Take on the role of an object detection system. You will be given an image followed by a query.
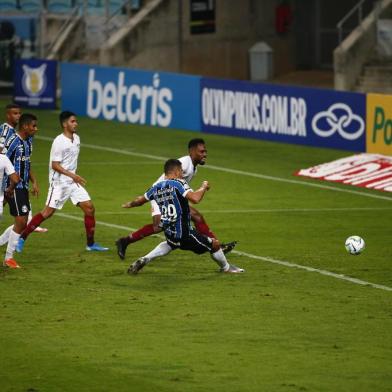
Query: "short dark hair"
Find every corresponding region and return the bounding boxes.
[164,159,182,175]
[188,138,205,150]
[5,103,20,111]
[19,113,37,128]
[59,111,76,126]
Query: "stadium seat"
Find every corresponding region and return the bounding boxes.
[19,0,41,13]
[47,0,74,13]
[0,0,19,12]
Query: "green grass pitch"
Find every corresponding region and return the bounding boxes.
[0,103,391,392]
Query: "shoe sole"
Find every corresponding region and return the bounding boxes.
[115,241,125,260]
[128,260,145,275]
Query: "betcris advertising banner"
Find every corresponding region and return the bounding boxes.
[201,78,366,151]
[14,59,57,109]
[61,63,200,131]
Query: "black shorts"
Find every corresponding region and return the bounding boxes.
[166,228,214,255]
[6,188,30,217]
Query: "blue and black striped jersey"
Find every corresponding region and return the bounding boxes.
[3,133,33,189]
[145,178,192,240]
[0,122,15,148]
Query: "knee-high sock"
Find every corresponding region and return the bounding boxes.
[210,248,230,271]
[143,241,172,264]
[0,225,13,246]
[21,213,45,240]
[124,224,156,244]
[5,230,20,260]
[84,215,95,246]
[195,221,216,239]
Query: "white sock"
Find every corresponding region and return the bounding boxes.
[5,230,20,260]
[211,248,230,271]
[143,241,172,263]
[0,225,13,246]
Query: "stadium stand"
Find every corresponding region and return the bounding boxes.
[47,0,76,13]
[0,0,19,12]
[19,0,41,13]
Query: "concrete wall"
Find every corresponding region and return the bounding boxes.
[112,0,296,80]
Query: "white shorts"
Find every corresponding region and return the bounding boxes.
[46,182,90,210]
[150,200,161,216]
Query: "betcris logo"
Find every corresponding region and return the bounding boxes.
[87,70,172,126]
[201,77,366,151]
[61,63,201,131]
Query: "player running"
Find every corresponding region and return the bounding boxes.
[115,138,236,260]
[16,111,108,253]
[122,159,244,274]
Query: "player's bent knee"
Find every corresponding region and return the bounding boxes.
[211,238,221,252]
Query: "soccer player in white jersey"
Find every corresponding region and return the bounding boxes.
[0,154,20,268]
[115,138,236,260]
[16,111,108,253]
[0,103,48,235]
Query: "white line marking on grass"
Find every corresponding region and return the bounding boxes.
[233,250,392,292]
[59,207,392,215]
[56,212,392,292]
[36,136,392,202]
[32,161,160,166]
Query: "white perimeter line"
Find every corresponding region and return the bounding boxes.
[36,136,392,202]
[56,212,392,292]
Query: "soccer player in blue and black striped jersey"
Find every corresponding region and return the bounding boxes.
[0,104,21,149]
[1,113,40,268]
[122,159,244,274]
[0,103,47,239]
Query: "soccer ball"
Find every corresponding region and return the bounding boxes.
[345,236,365,255]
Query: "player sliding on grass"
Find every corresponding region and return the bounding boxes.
[123,159,244,274]
[16,111,108,253]
[115,138,237,259]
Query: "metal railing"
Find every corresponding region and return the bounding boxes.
[44,5,81,58]
[337,0,375,44]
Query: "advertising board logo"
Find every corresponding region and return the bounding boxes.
[87,69,173,127]
[312,103,364,140]
[21,64,47,97]
[366,94,392,155]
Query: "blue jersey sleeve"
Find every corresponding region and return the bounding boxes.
[144,185,156,201]
[173,179,192,197]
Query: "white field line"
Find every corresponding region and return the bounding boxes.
[56,212,392,292]
[32,161,160,166]
[35,136,392,202]
[60,207,392,215]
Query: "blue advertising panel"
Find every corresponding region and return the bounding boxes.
[13,59,57,109]
[201,78,366,151]
[61,63,201,131]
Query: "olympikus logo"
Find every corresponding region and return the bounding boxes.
[87,70,173,127]
[202,88,307,137]
[312,103,365,141]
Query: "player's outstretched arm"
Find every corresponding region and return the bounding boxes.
[122,195,148,208]
[186,181,210,204]
[52,161,86,186]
